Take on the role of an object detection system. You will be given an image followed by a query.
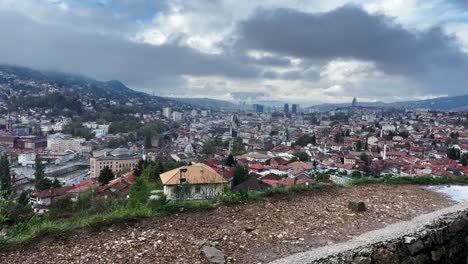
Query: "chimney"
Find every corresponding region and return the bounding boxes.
[200,165,204,174]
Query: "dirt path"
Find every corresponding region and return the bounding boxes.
[0,185,455,264]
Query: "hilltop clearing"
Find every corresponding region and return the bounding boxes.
[0,185,454,264]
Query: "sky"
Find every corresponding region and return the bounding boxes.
[1,0,468,104]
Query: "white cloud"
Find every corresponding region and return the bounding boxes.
[1,0,468,103]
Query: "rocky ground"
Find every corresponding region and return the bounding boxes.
[0,185,455,264]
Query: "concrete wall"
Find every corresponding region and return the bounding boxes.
[314,210,468,263]
[271,202,468,264]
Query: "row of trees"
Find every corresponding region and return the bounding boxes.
[1,154,59,197]
[1,154,51,225]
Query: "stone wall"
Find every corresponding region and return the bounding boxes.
[313,210,468,264]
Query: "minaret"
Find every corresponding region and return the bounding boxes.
[5,113,12,132]
[383,144,387,160]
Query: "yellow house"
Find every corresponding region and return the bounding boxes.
[160,163,227,200]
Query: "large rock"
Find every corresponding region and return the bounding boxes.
[202,246,226,264]
[431,247,446,261]
[407,239,425,255]
[372,248,398,264]
[352,256,371,264]
[348,201,367,213]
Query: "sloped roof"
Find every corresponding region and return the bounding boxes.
[160,163,228,186]
[288,161,314,170]
[32,186,73,199]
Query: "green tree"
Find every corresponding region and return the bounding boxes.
[297,152,309,161]
[447,147,460,160]
[232,137,246,155]
[289,157,299,163]
[233,164,249,186]
[52,178,62,188]
[118,166,131,177]
[134,159,147,177]
[334,133,344,143]
[98,166,114,185]
[62,121,94,140]
[296,134,316,146]
[351,171,362,179]
[461,154,468,166]
[18,191,30,206]
[141,162,163,188]
[0,190,8,224]
[355,140,363,151]
[144,130,152,149]
[225,154,236,167]
[0,155,12,197]
[359,153,371,166]
[128,178,150,207]
[34,155,51,191]
[315,173,329,181]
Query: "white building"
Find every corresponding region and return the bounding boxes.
[172,111,183,122]
[163,107,172,119]
[18,151,36,166]
[160,163,227,200]
[47,133,84,153]
[41,122,65,133]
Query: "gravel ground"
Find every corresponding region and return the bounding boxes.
[0,185,455,264]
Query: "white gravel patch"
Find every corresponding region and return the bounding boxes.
[270,201,468,264]
[425,185,468,202]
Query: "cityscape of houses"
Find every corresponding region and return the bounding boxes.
[0,97,467,214]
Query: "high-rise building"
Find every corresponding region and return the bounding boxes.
[230,114,239,138]
[253,104,264,113]
[284,103,289,113]
[352,97,357,107]
[291,104,298,114]
[172,111,183,122]
[163,107,172,119]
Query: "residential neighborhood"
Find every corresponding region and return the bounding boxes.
[0,95,467,215]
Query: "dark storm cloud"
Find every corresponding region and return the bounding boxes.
[0,11,259,93]
[235,5,468,94]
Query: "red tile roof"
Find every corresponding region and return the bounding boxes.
[32,186,73,199]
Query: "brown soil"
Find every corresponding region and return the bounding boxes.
[0,185,455,264]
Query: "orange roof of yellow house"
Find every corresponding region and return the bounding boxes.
[160,163,228,186]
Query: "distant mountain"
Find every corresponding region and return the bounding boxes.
[312,101,386,112]
[173,97,236,109]
[387,95,468,111]
[312,95,468,112]
[0,64,175,116]
[0,64,170,102]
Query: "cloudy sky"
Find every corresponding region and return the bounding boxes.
[1,0,468,104]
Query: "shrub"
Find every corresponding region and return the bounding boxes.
[264,186,288,196]
[315,173,330,181]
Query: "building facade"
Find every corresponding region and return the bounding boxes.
[89,149,140,178]
[47,133,84,153]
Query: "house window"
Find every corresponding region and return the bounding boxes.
[195,186,201,193]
